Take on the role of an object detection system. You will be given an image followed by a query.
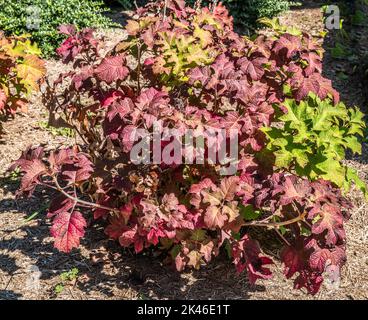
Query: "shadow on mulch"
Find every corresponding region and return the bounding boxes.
[103,4,132,28]
[0,254,17,274]
[0,290,22,300]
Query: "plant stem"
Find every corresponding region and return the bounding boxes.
[52,176,120,214]
[243,211,307,228]
[275,228,291,246]
[137,44,142,94]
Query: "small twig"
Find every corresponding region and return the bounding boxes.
[4,274,13,291]
[275,228,291,247]
[72,124,89,146]
[303,220,312,228]
[68,287,76,299]
[354,202,367,215]
[137,43,142,94]
[52,176,119,214]
[243,211,307,228]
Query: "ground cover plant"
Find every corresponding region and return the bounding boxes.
[10,0,367,295]
[0,32,45,135]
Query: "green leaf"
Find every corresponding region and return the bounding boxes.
[263,94,366,195]
[346,168,368,200]
[240,204,262,221]
[170,244,181,259]
[343,136,362,154]
[316,159,346,187]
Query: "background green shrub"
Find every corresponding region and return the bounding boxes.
[0,0,113,58]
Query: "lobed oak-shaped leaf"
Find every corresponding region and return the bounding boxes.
[95,55,129,84]
[50,211,87,253]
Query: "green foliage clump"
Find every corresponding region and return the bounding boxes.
[0,0,113,57]
[262,94,367,197]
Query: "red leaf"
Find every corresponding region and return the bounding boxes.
[220,176,240,201]
[106,97,133,121]
[292,74,320,101]
[101,90,125,108]
[10,147,47,196]
[309,246,346,273]
[189,54,245,95]
[135,88,169,114]
[147,227,165,245]
[95,55,129,84]
[47,195,74,218]
[189,178,216,194]
[189,67,212,85]
[120,125,137,152]
[275,175,311,206]
[281,244,305,279]
[56,37,80,63]
[301,52,322,76]
[291,73,340,103]
[58,24,77,36]
[294,270,323,295]
[50,211,87,253]
[119,225,144,253]
[310,204,345,245]
[48,148,74,171]
[93,194,115,219]
[105,215,126,240]
[273,33,302,61]
[72,67,93,90]
[221,111,243,135]
[204,206,227,229]
[61,153,94,184]
[238,56,266,81]
[232,235,273,284]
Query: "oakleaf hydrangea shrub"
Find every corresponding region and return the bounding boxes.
[0,0,112,58]
[11,0,367,294]
[0,32,45,134]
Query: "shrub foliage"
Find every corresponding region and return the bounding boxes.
[0,32,45,134]
[0,0,112,57]
[11,0,366,294]
[188,0,290,30]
